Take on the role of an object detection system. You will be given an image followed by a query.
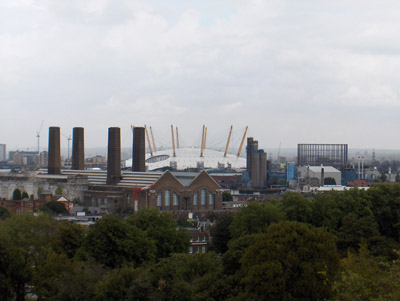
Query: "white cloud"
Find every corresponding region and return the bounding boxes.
[2,0,400,150]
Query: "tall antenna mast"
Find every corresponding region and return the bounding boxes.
[36,120,44,154]
[176,126,180,149]
[237,126,248,157]
[200,125,205,157]
[150,126,157,152]
[171,125,176,157]
[224,125,233,157]
[145,125,153,157]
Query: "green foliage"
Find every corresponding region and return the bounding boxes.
[39,201,68,215]
[96,266,153,301]
[84,215,156,268]
[240,221,340,300]
[0,213,55,300]
[12,188,22,200]
[333,242,400,300]
[336,214,382,256]
[55,184,63,196]
[37,186,43,199]
[222,191,233,202]
[229,201,284,239]
[127,209,190,260]
[368,184,400,242]
[51,221,85,259]
[21,191,29,199]
[0,206,11,220]
[151,253,220,300]
[380,172,388,182]
[280,191,313,224]
[209,212,234,254]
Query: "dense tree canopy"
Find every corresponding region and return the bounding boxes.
[240,221,340,300]
[229,202,283,239]
[2,185,400,299]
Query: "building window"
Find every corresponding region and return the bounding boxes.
[157,193,162,206]
[201,189,206,205]
[202,246,206,253]
[209,192,214,205]
[165,189,171,206]
[189,246,193,254]
[173,193,179,206]
[193,193,198,205]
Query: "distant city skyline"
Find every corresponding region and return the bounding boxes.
[2,1,400,150]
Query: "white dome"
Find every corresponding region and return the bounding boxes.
[125,147,246,171]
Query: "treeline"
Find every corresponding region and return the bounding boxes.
[1,185,400,300]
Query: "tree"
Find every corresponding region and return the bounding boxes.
[324,177,336,185]
[209,212,234,254]
[333,242,400,300]
[229,202,284,239]
[151,253,220,300]
[51,221,85,259]
[222,191,233,202]
[280,192,312,224]
[396,172,400,183]
[380,172,388,182]
[84,215,156,268]
[12,188,22,200]
[240,221,340,300]
[95,266,153,301]
[0,213,55,300]
[21,191,29,199]
[367,184,400,241]
[39,201,68,215]
[37,187,43,199]
[0,207,11,220]
[336,213,382,256]
[55,184,63,196]
[127,209,189,260]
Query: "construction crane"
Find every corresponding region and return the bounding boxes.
[61,133,72,160]
[36,120,44,154]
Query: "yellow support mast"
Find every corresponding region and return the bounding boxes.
[237,126,248,157]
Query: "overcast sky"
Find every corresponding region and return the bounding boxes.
[1,0,400,153]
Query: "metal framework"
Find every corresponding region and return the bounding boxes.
[297,144,348,168]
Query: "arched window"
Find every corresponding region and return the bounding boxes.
[209,192,214,205]
[173,192,179,206]
[201,189,206,205]
[165,189,171,206]
[193,192,198,205]
[157,193,162,207]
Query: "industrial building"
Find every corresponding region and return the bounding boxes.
[298,165,341,187]
[246,137,267,188]
[297,144,348,169]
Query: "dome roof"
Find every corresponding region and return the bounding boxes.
[125,147,246,171]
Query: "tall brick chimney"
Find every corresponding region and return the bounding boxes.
[48,126,61,174]
[107,127,121,185]
[132,126,146,172]
[72,127,85,170]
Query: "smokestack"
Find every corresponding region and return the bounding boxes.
[48,126,61,174]
[321,165,325,187]
[107,127,121,185]
[72,127,84,170]
[132,127,146,172]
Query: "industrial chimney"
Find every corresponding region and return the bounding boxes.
[132,126,145,172]
[72,127,84,170]
[48,126,61,174]
[107,127,121,185]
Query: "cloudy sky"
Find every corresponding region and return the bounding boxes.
[1,0,400,153]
